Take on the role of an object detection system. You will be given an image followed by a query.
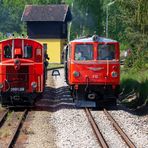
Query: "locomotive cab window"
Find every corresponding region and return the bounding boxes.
[4,45,12,58]
[98,44,115,60]
[24,46,32,58]
[75,44,93,61]
[35,48,42,62]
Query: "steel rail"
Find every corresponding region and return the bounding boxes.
[7,109,28,148]
[104,109,136,148]
[0,109,9,127]
[85,108,109,148]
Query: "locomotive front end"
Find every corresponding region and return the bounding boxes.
[0,38,44,106]
[64,35,120,107]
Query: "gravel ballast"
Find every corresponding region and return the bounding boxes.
[24,69,148,148]
[110,109,148,147]
[25,69,100,148]
[92,111,128,148]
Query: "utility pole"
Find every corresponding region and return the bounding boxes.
[106,1,116,38]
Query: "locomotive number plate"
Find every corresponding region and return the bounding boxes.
[92,75,99,79]
[11,88,25,92]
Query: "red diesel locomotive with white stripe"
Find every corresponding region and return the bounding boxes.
[64,35,120,107]
[0,38,46,106]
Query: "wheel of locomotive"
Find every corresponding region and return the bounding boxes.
[1,95,13,107]
[1,97,9,107]
[110,98,117,106]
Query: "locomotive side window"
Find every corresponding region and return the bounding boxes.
[35,48,42,62]
[4,45,12,58]
[98,44,115,60]
[75,44,93,61]
[24,46,32,58]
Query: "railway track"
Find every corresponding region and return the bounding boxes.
[85,108,109,148]
[0,109,28,148]
[85,108,136,148]
[103,109,135,148]
[0,109,9,127]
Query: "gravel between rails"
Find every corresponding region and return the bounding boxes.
[0,111,25,147]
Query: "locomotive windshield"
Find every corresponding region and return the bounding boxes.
[24,46,33,58]
[4,45,12,58]
[98,44,115,60]
[75,44,93,61]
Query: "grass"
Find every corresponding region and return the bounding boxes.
[120,69,148,108]
[47,63,64,70]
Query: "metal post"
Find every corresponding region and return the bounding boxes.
[106,1,116,38]
[106,6,109,38]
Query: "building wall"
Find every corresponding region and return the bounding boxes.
[27,22,67,39]
[37,38,67,63]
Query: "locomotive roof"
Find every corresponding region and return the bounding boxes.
[70,36,118,43]
[0,38,42,45]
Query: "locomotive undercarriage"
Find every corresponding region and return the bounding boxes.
[0,92,38,107]
[70,85,120,108]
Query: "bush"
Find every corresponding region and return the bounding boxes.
[124,48,148,70]
[120,69,148,108]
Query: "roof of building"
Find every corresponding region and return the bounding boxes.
[21,4,72,22]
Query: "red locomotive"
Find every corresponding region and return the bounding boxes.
[64,35,120,107]
[0,38,47,106]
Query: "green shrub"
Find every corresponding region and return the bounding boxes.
[124,48,148,70]
[120,69,148,108]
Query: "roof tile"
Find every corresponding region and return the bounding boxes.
[21,4,72,22]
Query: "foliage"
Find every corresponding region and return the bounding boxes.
[124,48,148,70]
[116,0,148,49]
[0,0,62,34]
[120,69,148,108]
[68,0,103,39]
[48,63,64,70]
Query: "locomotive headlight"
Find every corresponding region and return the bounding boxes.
[0,83,3,89]
[31,82,37,88]
[73,71,80,77]
[111,71,118,78]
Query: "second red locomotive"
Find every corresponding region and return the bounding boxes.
[0,38,47,106]
[64,35,120,107]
